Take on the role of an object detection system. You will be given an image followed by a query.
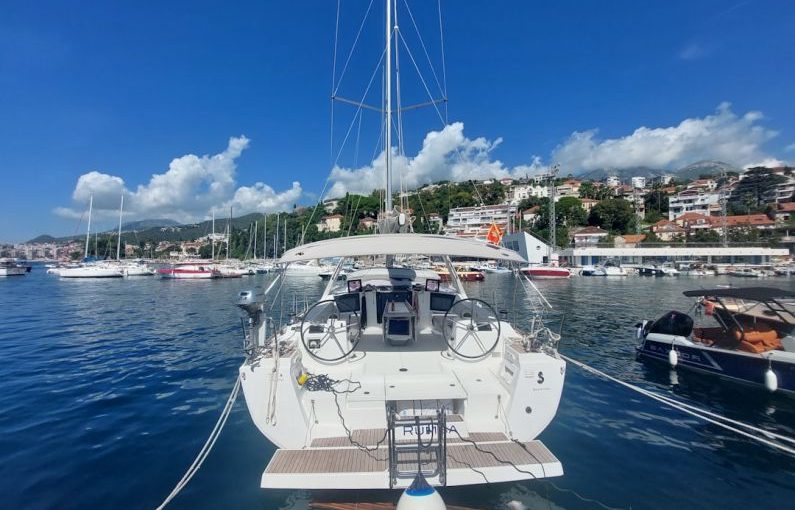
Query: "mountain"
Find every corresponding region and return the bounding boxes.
[27,234,58,244]
[674,160,740,181]
[120,219,181,231]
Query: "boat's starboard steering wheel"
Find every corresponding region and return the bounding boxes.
[300,299,361,362]
[443,298,501,358]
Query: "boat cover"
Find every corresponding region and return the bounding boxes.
[682,287,795,301]
[278,234,526,264]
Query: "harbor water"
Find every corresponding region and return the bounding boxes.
[1,268,794,509]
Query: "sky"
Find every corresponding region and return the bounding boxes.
[1,0,794,242]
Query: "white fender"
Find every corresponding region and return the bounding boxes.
[668,348,678,368]
[765,368,778,393]
[396,474,446,510]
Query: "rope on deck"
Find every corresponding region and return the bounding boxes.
[154,376,241,509]
[560,353,795,456]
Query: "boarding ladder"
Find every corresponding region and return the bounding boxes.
[387,408,447,488]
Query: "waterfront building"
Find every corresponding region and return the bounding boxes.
[631,176,646,189]
[445,204,517,238]
[614,234,646,247]
[559,245,789,267]
[502,231,551,264]
[652,219,686,241]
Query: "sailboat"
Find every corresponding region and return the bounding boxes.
[58,194,124,278]
[234,0,566,491]
[104,195,155,276]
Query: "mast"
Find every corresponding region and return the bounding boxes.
[227,206,232,261]
[384,0,393,212]
[253,221,257,261]
[116,194,123,260]
[275,214,280,259]
[211,210,215,260]
[283,218,287,253]
[84,194,93,259]
[263,214,267,260]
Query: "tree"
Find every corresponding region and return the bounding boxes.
[588,199,637,234]
[556,197,587,226]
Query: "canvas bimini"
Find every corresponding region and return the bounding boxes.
[235,234,566,489]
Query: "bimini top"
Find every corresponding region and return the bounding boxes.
[279,234,526,264]
[683,287,795,301]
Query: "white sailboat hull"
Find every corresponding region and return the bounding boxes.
[59,266,123,278]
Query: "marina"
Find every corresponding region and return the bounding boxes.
[2,1,795,509]
[1,268,794,509]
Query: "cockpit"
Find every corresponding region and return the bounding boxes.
[298,266,500,362]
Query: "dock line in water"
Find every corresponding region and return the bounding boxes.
[155,376,241,509]
[560,354,795,456]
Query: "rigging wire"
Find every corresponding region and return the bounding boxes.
[437,0,448,123]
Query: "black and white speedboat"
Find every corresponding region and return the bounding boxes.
[636,287,795,395]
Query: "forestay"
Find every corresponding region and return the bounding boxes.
[278,234,526,264]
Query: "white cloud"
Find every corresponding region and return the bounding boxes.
[56,136,303,223]
[326,122,546,198]
[679,43,710,60]
[552,103,779,172]
[785,143,795,153]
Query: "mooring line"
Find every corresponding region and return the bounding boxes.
[560,353,795,456]
[155,376,241,509]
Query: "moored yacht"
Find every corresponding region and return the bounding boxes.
[0,259,28,277]
[236,234,566,489]
[636,287,795,395]
[157,262,219,279]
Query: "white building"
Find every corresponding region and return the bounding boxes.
[508,184,548,205]
[668,189,722,220]
[446,204,517,239]
[606,176,621,187]
[502,231,551,265]
[631,176,646,189]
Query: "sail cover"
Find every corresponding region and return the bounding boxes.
[279,234,526,263]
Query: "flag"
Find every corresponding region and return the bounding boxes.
[486,223,503,245]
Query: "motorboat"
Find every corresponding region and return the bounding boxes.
[474,263,511,274]
[580,265,606,276]
[157,263,220,279]
[601,259,628,276]
[0,259,28,277]
[236,234,566,490]
[435,265,485,282]
[728,267,764,278]
[520,265,572,279]
[635,286,795,395]
[285,259,337,277]
[216,262,248,278]
[638,263,678,276]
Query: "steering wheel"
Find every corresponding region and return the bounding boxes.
[443,298,501,359]
[300,299,361,362]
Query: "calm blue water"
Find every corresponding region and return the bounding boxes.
[1,268,793,510]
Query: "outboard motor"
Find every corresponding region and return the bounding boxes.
[237,290,262,326]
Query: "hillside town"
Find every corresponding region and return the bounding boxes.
[5,164,795,266]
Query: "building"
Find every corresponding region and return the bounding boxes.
[580,198,599,213]
[508,183,548,205]
[358,217,377,231]
[686,179,717,192]
[673,212,714,232]
[556,179,581,199]
[316,214,344,233]
[652,219,686,241]
[606,176,621,187]
[631,176,646,189]
[322,198,341,214]
[614,234,646,247]
[774,202,795,223]
[445,204,517,239]
[502,231,551,265]
[425,213,443,232]
[668,189,722,220]
[571,226,609,246]
[559,245,788,268]
[521,206,541,224]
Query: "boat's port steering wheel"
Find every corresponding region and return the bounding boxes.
[443,298,501,358]
[300,299,361,362]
